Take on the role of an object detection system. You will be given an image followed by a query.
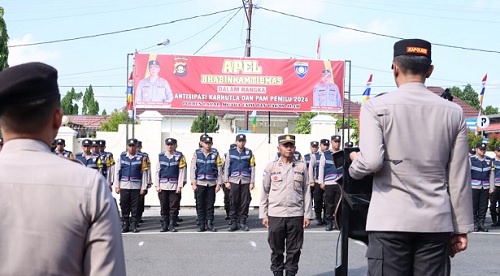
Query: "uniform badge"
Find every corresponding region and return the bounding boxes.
[273,175,280,181]
[174,57,188,77]
[294,62,308,79]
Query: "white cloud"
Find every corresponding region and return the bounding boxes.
[324,20,397,45]
[7,34,61,66]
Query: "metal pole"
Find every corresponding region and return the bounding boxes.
[204,110,207,133]
[131,54,136,139]
[347,61,352,140]
[126,54,131,144]
[244,0,253,130]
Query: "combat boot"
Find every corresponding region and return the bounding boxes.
[132,222,139,233]
[198,221,206,232]
[316,215,324,226]
[285,270,297,276]
[168,220,178,232]
[228,219,238,232]
[207,220,217,232]
[122,221,130,233]
[474,220,479,232]
[491,215,498,227]
[273,271,284,276]
[160,220,169,232]
[239,218,249,231]
[479,220,489,232]
[325,220,334,231]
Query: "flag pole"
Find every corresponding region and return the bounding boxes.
[475,74,488,135]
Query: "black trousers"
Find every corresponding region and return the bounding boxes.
[229,182,250,220]
[472,188,489,221]
[312,184,325,218]
[120,189,141,224]
[489,186,500,219]
[195,185,216,222]
[138,189,148,219]
[324,184,341,221]
[268,216,304,273]
[367,231,451,276]
[159,190,181,221]
[222,184,230,215]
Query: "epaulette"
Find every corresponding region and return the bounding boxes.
[375,92,388,98]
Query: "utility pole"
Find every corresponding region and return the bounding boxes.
[244,0,253,130]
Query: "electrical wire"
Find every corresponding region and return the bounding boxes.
[258,6,500,54]
[193,8,243,55]
[8,7,241,48]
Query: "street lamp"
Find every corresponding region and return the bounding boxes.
[135,39,171,53]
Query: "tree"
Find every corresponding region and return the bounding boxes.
[450,84,480,110]
[82,85,100,115]
[483,105,499,116]
[190,111,220,133]
[101,109,107,116]
[468,129,484,149]
[61,88,83,115]
[100,109,132,132]
[0,7,9,71]
[292,112,316,134]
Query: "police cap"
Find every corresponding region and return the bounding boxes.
[0,62,60,108]
[165,138,177,145]
[229,143,237,149]
[98,140,106,146]
[469,148,476,155]
[321,69,332,75]
[494,145,500,151]
[202,136,213,143]
[0,138,3,145]
[393,39,431,59]
[200,133,209,141]
[82,139,92,146]
[320,139,330,145]
[128,138,138,146]
[310,141,319,147]
[148,60,160,67]
[91,140,99,147]
[345,141,354,147]
[331,135,341,141]
[236,134,246,141]
[56,138,65,145]
[137,140,142,147]
[476,142,487,150]
[278,135,295,145]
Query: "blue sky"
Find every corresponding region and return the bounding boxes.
[4,0,500,115]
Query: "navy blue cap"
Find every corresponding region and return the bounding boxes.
[310,141,319,147]
[394,39,431,59]
[56,138,65,145]
[202,136,213,143]
[331,135,341,141]
[476,142,487,150]
[128,138,138,146]
[82,139,92,146]
[236,134,246,141]
[165,138,177,145]
[320,139,330,145]
[148,60,160,67]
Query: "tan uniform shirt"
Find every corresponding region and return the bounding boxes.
[0,139,126,275]
[223,147,256,184]
[349,82,474,234]
[154,151,187,190]
[190,149,223,186]
[115,152,148,190]
[259,159,314,219]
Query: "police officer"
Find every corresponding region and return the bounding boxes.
[98,140,115,189]
[173,141,187,224]
[225,134,256,231]
[469,148,476,156]
[318,135,343,231]
[222,143,237,221]
[470,142,493,232]
[307,139,328,225]
[312,69,342,107]
[260,135,313,276]
[136,60,173,103]
[191,136,222,232]
[137,140,152,223]
[490,145,500,227]
[75,139,104,174]
[155,138,187,232]
[53,138,75,159]
[115,138,148,233]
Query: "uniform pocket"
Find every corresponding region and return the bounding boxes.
[271,174,283,191]
[366,242,383,276]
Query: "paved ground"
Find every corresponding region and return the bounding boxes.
[121,207,500,275]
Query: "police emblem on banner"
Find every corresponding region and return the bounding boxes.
[294,62,308,79]
[174,57,188,77]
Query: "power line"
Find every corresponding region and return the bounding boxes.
[193,8,243,55]
[8,7,240,48]
[258,6,500,54]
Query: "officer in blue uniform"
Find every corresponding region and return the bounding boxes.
[75,139,104,174]
[155,138,187,232]
[191,136,223,232]
[224,134,256,231]
[222,143,237,221]
[53,138,74,159]
[490,145,500,227]
[307,139,329,225]
[98,140,115,190]
[115,138,148,233]
[470,142,494,232]
[136,140,152,224]
[318,135,343,231]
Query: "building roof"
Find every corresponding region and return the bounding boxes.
[427,86,479,118]
[66,115,109,130]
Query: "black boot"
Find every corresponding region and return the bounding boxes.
[273,271,284,276]
[228,219,238,232]
[474,220,479,232]
[316,215,325,226]
[132,222,139,233]
[207,220,217,232]
[168,220,178,232]
[197,220,206,232]
[225,210,230,221]
[325,220,334,231]
[285,270,296,276]
[121,220,130,233]
[239,218,249,231]
[491,215,498,227]
[160,219,169,232]
[479,219,489,232]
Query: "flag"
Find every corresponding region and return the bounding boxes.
[251,110,257,133]
[361,74,373,104]
[476,74,488,134]
[126,72,133,118]
[316,36,321,59]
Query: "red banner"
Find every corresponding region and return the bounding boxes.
[133,54,345,113]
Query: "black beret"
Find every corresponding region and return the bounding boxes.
[165,138,177,145]
[310,141,319,147]
[320,139,330,145]
[0,62,60,107]
[236,134,246,141]
[278,135,295,145]
[56,138,65,145]
[128,138,138,146]
[394,39,431,59]
[82,139,92,146]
